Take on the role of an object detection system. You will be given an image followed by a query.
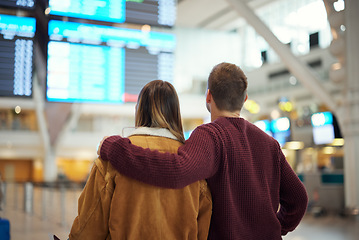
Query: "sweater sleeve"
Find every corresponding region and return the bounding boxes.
[100,125,220,188]
[276,145,308,235]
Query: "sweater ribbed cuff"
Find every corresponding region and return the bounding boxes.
[100,135,123,161]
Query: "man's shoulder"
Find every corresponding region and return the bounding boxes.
[212,117,278,143]
[193,122,221,136]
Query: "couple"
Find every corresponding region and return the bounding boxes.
[69,62,308,240]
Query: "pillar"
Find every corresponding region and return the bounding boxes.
[43,149,57,182]
[341,0,359,210]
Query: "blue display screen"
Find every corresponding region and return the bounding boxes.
[311,112,335,145]
[0,14,36,97]
[48,20,175,50]
[0,14,36,38]
[254,120,272,136]
[272,131,291,147]
[271,117,290,133]
[0,0,35,9]
[47,20,176,103]
[311,111,333,127]
[47,42,125,103]
[270,117,291,146]
[48,0,126,23]
[48,0,176,27]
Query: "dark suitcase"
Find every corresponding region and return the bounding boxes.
[0,218,10,240]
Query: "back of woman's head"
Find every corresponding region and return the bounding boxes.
[135,80,185,143]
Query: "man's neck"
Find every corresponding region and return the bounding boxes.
[211,110,241,122]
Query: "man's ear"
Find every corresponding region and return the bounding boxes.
[206,89,212,103]
[245,94,248,102]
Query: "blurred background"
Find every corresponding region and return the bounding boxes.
[0,0,358,239]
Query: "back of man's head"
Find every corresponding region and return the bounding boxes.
[208,62,248,112]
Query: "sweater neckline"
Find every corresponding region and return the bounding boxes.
[217,116,244,122]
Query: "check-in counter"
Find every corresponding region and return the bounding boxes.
[298,171,344,213]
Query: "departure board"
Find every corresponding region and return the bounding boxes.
[0,0,35,9]
[47,20,175,103]
[48,0,126,23]
[48,0,176,27]
[0,14,36,97]
[126,0,176,27]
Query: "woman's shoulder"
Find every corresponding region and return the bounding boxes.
[130,134,182,153]
[94,157,112,177]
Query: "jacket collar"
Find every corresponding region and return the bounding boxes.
[128,127,178,141]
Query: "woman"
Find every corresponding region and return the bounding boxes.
[69,80,212,240]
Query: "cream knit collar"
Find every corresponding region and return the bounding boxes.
[128,127,178,141]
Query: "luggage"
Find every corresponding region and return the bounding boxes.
[0,218,10,240]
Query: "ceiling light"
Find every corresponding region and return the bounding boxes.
[284,141,304,150]
[330,138,344,146]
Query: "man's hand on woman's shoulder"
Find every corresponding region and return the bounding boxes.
[97,136,110,156]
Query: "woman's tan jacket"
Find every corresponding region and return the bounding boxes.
[69,127,212,240]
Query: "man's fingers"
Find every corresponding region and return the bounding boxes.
[97,136,109,156]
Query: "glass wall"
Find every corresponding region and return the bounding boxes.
[241,0,332,70]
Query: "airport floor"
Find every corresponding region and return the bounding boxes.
[1,183,359,240]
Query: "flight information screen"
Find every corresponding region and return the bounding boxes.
[311,111,335,145]
[0,14,36,97]
[47,20,175,103]
[0,0,35,9]
[48,0,176,27]
[48,0,126,23]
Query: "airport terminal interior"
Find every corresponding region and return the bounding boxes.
[0,0,359,239]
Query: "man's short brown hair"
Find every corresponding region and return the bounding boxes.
[208,62,248,112]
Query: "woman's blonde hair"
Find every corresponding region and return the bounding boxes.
[135,80,185,143]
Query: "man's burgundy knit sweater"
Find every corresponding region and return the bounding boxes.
[100,117,308,239]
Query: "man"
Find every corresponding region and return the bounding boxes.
[99,62,308,239]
